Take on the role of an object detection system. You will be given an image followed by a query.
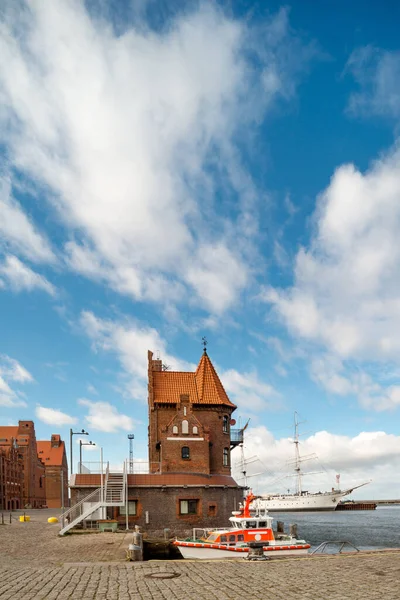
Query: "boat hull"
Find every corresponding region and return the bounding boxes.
[174,542,310,560]
[255,491,348,512]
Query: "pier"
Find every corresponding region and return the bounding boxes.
[362,499,400,505]
[1,509,400,599]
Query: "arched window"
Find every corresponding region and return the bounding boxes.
[172,425,178,434]
[223,415,229,433]
[192,426,198,435]
[182,446,190,460]
[182,420,189,434]
[223,447,229,467]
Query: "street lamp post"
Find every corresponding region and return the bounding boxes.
[79,440,95,473]
[70,429,89,475]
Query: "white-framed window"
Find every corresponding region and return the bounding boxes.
[120,501,137,516]
[223,447,229,467]
[223,415,229,433]
[172,425,178,434]
[192,426,198,434]
[179,499,198,515]
[182,420,189,434]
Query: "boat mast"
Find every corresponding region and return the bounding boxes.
[294,412,302,495]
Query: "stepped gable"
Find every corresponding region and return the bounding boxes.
[151,350,235,408]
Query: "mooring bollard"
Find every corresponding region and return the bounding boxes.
[289,524,298,538]
[246,541,268,561]
[132,526,143,561]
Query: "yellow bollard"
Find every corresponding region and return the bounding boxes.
[19,515,30,522]
[47,517,59,524]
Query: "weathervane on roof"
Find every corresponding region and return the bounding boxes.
[202,336,208,354]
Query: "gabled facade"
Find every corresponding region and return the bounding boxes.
[37,434,69,508]
[0,422,67,509]
[148,349,236,475]
[0,421,46,508]
[0,440,23,510]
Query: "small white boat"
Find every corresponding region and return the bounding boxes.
[173,492,310,559]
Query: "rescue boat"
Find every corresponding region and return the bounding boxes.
[173,492,310,559]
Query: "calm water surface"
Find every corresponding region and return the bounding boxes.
[272,505,400,551]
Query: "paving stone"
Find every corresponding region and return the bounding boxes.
[1,509,400,598]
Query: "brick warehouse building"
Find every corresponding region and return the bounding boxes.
[0,440,23,510]
[70,348,245,536]
[0,422,67,509]
[37,435,68,509]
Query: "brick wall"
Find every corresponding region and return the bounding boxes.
[149,402,234,476]
[71,484,244,537]
[0,444,23,510]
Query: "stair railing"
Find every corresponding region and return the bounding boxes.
[59,487,102,529]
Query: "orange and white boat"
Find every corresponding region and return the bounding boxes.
[173,493,310,560]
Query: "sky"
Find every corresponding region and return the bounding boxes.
[1,0,400,500]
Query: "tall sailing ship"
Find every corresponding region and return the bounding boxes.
[250,413,370,512]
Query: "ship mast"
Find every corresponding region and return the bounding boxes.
[294,412,302,495]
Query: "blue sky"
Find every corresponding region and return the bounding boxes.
[1,0,400,498]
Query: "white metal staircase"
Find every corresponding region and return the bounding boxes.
[59,462,126,535]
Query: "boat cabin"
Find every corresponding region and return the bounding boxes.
[202,493,275,545]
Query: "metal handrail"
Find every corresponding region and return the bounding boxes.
[310,541,360,554]
[59,487,101,520]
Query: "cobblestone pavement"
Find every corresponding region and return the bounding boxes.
[1,510,400,599]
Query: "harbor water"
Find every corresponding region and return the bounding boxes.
[272,505,400,551]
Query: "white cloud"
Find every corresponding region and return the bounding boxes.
[0,354,33,383]
[0,355,32,408]
[78,398,135,433]
[80,310,194,400]
[35,405,77,426]
[346,46,400,120]
[265,144,400,410]
[310,355,400,411]
[0,255,56,296]
[0,175,56,263]
[0,394,27,408]
[221,368,278,413]
[0,1,313,315]
[233,425,400,498]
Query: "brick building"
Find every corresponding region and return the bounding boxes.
[0,439,23,510]
[0,422,67,509]
[71,348,244,536]
[37,435,68,509]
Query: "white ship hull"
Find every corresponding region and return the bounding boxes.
[255,490,352,512]
[176,543,310,560]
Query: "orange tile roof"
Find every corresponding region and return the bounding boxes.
[152,352,235,408]
[195,352,235,407]
[73,473,241,488]
[37,440,65,466]
[0,426,18,443]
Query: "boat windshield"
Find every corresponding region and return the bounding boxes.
[206,533,219,542]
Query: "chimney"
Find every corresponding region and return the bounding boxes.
[152,359,163,372]
[51,435,60,448]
